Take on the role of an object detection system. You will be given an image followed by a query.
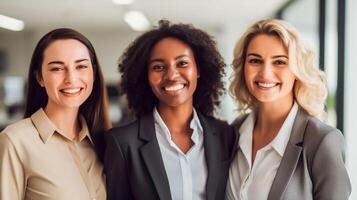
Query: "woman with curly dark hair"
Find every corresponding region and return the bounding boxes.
[104,20,236,200]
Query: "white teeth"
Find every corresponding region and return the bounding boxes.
[257,82,277,88]
[61,88,81,94]
[164,84,185,91]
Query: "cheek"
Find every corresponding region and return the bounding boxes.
[87,75,95,87]
[147,73,161,92]
[244,67,254,85]
[83,70,95,85]
[42,77,57,92]
[282,73,296,90]
[188,69,198,86]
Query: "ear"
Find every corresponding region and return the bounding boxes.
[35,70,44,87]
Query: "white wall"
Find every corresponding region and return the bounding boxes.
[0,30,35,77]
[0,27,226,84]
[30,28,142,83]
[345,0,357,198]
[215,21,252,122]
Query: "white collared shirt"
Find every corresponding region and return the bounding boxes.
[154,107,207,200]
[226,102,298,200]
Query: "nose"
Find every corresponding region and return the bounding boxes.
[64,68,77,84]
[259,62,273,78]
[164,65,180,80]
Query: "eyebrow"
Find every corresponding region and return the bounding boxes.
[149,55,190,63]
[247,53,288,59]
[47,59,89,65]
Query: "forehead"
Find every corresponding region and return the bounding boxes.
[150,37,194,58]
[43,39,90,61]
[247,34,287,55]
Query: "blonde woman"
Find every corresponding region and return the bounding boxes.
[226,19,351,200]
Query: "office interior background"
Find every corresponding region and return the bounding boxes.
[0,0,356,198]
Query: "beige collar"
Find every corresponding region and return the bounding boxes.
[31,108,93,144]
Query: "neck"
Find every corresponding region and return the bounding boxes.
[157,103,193,134]
[255,98,294,135]
[44,103,80,140]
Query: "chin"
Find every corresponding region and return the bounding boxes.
[255,95,278,103]
[159,99,189,108]
[62,101,85,109]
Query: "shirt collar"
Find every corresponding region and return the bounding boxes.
[76,115,93,144]
[238,111,255,166]
[153,107,203,144]
[238,102,299,161]
[270,102,298,156]
[31,108,93,144]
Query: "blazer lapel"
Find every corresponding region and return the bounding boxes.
[268,108,310,200]
[139,113,172,200]
[231,114,248,160]
[197,113,222,200]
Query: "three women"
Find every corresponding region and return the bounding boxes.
[0,18,351,200]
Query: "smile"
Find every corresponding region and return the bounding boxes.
[60,88,83,95]
[162,83,186,91]
[255,81,279,88]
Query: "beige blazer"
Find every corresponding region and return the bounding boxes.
[232,107,351,200]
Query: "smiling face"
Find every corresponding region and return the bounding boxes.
[148,37,199,110]
[37,39,94,112]
[244,34,296,106]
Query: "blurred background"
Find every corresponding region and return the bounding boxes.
[0,0,356,198]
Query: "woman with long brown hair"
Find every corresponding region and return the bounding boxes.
[0,28,111,200]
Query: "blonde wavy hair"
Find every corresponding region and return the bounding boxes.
[230,19,327,117]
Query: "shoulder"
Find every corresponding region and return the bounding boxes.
[301,116,345,163]
[104,118,141,146]
[0,118,36,157]
[0,118,37,143]
[107,119,139,136]
[199,114,234,135]
[306,116,338,136]
[231,113,249,130]
[204,115,231,129]
[303,116,343,147]
[199,115,236,144]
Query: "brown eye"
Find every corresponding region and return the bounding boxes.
[151,65,165,72]
[50,66,63,72]
[177,60,188,68]
[248,58,262,64]
[274,60,287,65]
[77,65,88,69]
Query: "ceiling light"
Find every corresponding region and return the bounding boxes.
[0,14,24,31]
[112,0,134,5]
[124,11,150,31]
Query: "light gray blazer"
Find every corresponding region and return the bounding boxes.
[232,107,351,200]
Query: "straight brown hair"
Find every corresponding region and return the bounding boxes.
[24,28,112,136]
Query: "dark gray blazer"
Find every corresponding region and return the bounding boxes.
[232,108,351,200]
[104,111,236,200]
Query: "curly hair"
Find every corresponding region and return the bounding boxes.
[230,19,327,117]
[119,20,226,117]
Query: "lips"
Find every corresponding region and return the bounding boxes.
[161,83,186,92]
[60,87,83,94]
[255,81,279,89]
